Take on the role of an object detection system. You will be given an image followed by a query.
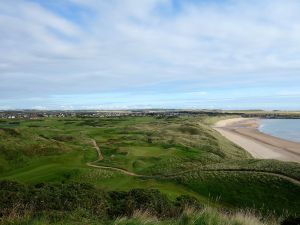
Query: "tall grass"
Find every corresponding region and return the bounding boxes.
[114,207,278,225]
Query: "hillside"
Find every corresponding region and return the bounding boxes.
[0,115,299,224]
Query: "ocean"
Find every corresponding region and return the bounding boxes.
[259,119,300,143]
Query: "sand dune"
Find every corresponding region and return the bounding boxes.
[214,118,300,163]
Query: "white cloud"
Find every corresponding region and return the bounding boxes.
[32,105,48,110]
[0,0,300,108]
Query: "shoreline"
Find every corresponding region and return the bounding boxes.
[214,117,300,163]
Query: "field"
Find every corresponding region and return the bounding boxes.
[0,115,299,224]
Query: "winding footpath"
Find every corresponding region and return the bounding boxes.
[86,138,300,186]
[91,138,103,161]
[86,139,144,177]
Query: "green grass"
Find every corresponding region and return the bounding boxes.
[0,115,299,220]
[174,170,300,215]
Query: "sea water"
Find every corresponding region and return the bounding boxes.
[259,119,300,143]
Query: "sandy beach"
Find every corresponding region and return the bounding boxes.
[214,118,300,163]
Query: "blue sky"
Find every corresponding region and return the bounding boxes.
[1,0,300,110]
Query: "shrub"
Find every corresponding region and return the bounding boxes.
[108,189,177,218]
[126,189,176,218]
[175,195,204,211]
[0,128,20,136]
[281,217,300,225]
[0,181,109,218]
[52,135,75,142]
[178,125,200,135]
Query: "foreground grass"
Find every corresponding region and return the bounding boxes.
[114,208,278,225]
[3,208,278,225]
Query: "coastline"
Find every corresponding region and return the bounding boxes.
[214,117,300,163]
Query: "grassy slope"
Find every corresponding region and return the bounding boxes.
[174,171,300,214]
[0,116,299,216]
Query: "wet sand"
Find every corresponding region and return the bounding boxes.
[214,118,300,163]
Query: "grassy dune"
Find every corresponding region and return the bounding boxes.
[0,115,299,224]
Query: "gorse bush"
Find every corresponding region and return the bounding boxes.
[0,127,20,136]
[0,180,203,222]
[0,181,109,219]
[177,125,201,135]
[108,189,179,218]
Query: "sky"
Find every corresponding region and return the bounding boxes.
[1,0,300,110]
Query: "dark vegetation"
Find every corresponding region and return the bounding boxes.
[0,180,202,223]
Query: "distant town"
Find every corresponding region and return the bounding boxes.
[1,109,300,120]
[0,109,223,119]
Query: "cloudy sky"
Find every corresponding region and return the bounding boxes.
[1,0,300,110]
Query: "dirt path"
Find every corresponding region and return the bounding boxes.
[86,162,146,177]
[164,169,300,186]
[91,139,103,160]
[87,160,300,185]
[86,138,300,186]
